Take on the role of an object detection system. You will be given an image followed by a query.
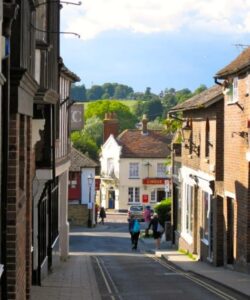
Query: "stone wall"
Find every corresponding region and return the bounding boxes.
[68,204,89,226]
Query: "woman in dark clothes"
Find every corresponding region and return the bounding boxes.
[148,213,164,249]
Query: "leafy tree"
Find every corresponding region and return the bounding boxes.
[147,118,165,130]
[175,88,192,103]
[87,85,104,100]
[114,84,134,99]
[102,83,115,97]
[84,116,103,147]
[133,100,144,118]
[71,131,99,161]
[154,198,172,224]
[142,99,163,121]
[70,84,87,101]
[193,84,207,95]
[144,87,151,101]
[85,100,138,131]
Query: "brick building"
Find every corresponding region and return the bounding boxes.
[169,85,224,265]
[214,48,250,273]
[0,0,79,298]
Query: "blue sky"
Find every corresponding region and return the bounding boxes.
[60,0,250,94]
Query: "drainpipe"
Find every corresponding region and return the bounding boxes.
[214,77,223,86]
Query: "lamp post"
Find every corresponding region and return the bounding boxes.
[87,174,94,228]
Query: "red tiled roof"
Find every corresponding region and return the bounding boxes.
[117,130,172,158]
[215,47,250,78]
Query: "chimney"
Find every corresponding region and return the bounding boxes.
[103,112,119,143]
[141,114,148,135]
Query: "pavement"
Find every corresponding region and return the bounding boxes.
[31,225,250,299]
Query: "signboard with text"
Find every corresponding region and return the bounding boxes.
[70,104,84,131]
[142,178,166,185]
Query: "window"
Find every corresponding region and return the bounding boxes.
[202,191,210,242]
[150,190,156,202]
[246,73,250,95]
[205,118,210,158]
[129,163,139,178]
[128,187,140,203]
[184,184,193,235]
[157,163,166,177]
[226,77,238,103]
[107,158,114,176]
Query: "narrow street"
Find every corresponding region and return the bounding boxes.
[69,213,247,300]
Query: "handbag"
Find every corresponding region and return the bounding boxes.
[133,220,140,233]
[157,222,164,233]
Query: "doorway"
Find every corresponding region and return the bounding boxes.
[227,197,234,265]
[157,189,165,202]
[108,190,115,209]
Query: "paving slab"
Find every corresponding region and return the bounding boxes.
[31,255,101,300]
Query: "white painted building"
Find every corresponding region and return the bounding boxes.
[100,114,172,211]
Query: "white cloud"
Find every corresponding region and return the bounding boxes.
[61,0,250,40]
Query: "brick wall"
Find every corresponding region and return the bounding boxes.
[223,73,250,270]
[103,112,119,143]
[6,114,33,299]
[68,204,89,226]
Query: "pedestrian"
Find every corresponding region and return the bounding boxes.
[129,216,140,250]
[99,207,106,224]
[143,206,151,237]
[148,213,164,250]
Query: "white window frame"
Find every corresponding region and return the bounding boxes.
[246,73,250,95]
[184,184,193,236]
[201,191,210,244]
[227,77,238,104]
[150,190,156,202]
[128,187,140,203]
[157,163,166,177]
[129,162,139,178]
[107,158,114,176]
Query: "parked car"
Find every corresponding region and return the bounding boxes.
[127,204,144,221]
[127,204,154,222]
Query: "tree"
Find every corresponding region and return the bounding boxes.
[85,100,138,131]
[71,131,99,161]
[142,99,163,121]
[193,84,207,95]
[86,85,104,100]
[144,87,151,101]
[84,116,103,147]
[175,88,192,103]
[70,84,87,101]
[102,83,115,98]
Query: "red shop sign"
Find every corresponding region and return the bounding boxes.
[142,178,165,185]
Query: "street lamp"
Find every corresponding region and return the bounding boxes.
[87,173,94,228]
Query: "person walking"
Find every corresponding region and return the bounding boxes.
[99,207,106,224]
[129,217,140,250]
[143,206,151,237]
[148,213,164,250]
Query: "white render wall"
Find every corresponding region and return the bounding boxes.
[118,158,168,210]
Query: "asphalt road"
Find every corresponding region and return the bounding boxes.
[69,217,247,300]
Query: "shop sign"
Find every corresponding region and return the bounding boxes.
[142,178,165,185]
[142,194,148,203]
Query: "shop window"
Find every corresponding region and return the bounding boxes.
[128,187,140,203]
